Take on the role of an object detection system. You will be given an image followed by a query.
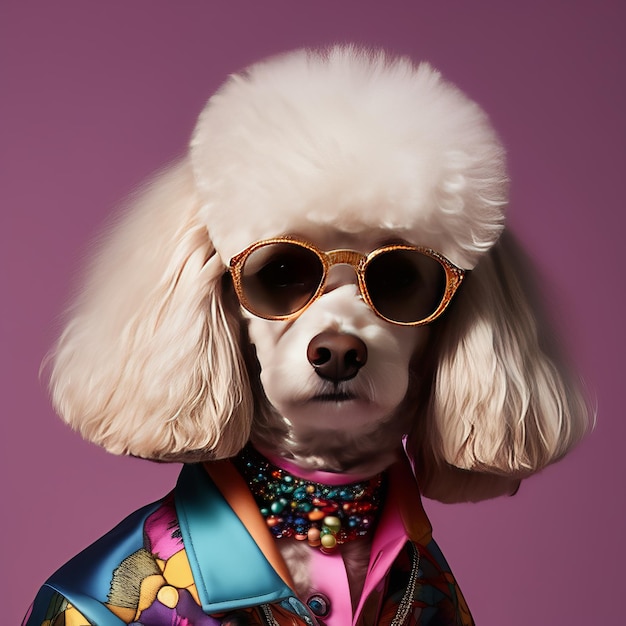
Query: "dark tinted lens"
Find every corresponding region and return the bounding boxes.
[240,242,324,317]
[365,249,447,323]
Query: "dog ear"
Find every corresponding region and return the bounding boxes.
[46,159,253,461]
[409,231,591,501]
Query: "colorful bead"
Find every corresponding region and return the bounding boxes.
[270,499,287,514]
[233,445,385,554]
[307,527,321,546]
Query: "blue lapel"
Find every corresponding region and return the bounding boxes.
[174,463,294,613]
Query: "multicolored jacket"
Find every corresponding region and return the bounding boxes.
[23,458,474,625]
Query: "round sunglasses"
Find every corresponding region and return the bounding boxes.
[229,237,466,326]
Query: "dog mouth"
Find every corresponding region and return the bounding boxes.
[311,390,359,402]
[309,380,363,403]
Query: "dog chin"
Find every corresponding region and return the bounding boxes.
[277,394,400,436]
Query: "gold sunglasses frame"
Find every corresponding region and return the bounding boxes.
[229,236,466,326]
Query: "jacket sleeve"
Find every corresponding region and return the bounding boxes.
[414,539,474,626]
[375,541,473,626]
[22,501,164,626]
[23,586,97,626]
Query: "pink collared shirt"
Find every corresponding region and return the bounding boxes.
[207,452,433,626]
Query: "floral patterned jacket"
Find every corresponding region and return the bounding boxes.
[23,459,474,626]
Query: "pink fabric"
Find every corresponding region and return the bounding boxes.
[309,549,354,626]
[354,488,408,622]
[144,498,184,560]
[308,499,408,626]
[256,446,375,485]
[267,450,414,625]
[242,451,421,625]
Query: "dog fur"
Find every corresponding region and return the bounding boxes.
[47,46,589,609]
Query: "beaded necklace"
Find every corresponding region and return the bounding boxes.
[233,445,385,553]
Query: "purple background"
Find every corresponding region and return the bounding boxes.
[2,2,624,624]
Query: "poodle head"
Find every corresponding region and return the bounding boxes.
[47,47,589,501]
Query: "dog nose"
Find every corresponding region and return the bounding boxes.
[307,331,368,381]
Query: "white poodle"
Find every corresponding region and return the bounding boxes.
[26,47,589,626]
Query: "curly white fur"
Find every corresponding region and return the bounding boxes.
[48,46,589,503]
[192,46,507,270]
